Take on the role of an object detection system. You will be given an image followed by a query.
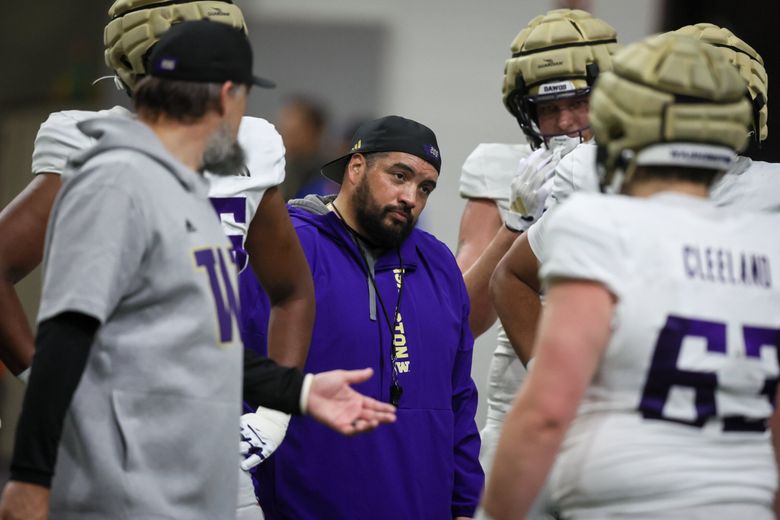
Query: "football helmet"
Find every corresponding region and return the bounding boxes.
[675,23,768,143]
[590,33,752,192]
[502,9,618,151]
[104,0,246,92]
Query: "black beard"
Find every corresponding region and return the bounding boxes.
[202,124,246,176]
[352,175,415,250]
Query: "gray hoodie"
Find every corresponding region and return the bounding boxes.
[41,116,242,519]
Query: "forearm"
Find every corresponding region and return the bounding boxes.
[484,282,613,518]
[455,199,503,338]
[455,199,502,275]
[10,312,98,486]
[0,282,34,374]
[482,396,567,519]
[490,263,541,364]
[463,226,519,337]
[0,173,61,375]
[770,387,780,517]
[266,288,314,368]
[246,186,314,369]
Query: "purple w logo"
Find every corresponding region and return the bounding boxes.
[194,247,240,344]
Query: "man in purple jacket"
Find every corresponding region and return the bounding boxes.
[241,115,483,519]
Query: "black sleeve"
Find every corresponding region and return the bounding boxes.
[243,347,305,415]
[10,312,99,487]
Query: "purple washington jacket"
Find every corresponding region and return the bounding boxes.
[239,195,483,519]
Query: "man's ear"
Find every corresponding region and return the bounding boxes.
[217,81,238,116]
[344,153,367,186]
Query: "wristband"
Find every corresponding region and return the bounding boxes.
[299,373,314,414]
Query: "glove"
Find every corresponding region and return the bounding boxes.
[503,147,560,232]
[239,406,291,471]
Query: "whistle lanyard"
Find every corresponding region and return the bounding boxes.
[331,203,405,406]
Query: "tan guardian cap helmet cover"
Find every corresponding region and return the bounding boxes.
[675,22,768,143]
[502,9,619,149]
[105,0,246,92]
[590,33,752,192]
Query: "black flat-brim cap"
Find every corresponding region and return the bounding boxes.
[148,19,275,89]
[321,115,441,183]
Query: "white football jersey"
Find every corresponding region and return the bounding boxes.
[32,106,285,271]
[459,143,532,222]
[460,142,532,359]
[529,143,780,262]
[711,156,780,212]
[540,192,780,516]
[527,142,599,260]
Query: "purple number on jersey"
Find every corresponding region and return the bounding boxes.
[194,247,241,343]
[640,315,780,431]
[724,326,780,431]
[210,196,248,272]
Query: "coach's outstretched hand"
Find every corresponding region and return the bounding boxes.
[306,368,396,435]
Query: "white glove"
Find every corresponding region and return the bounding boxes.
[239,406,291,471]
[503,148,560,232]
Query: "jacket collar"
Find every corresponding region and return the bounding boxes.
[289,200,420,273]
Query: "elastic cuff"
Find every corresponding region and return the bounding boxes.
[299,373,314,414]
[16,367,31,384]
[9,467,52,488]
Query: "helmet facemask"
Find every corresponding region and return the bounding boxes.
[518,79,594,153]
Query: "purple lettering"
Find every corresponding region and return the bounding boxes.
[210,196,248,272]
[716,250,726,283]
[704,248,715,281]
[761,257,772,288]
[724,249,736,284]
[194,247,240,343]
[641,316,780,432]
[683,246,698,279]
[640,316,724,427]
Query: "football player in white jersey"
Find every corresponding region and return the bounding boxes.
[677,23,779,212]
[1,1,314,377]
[545,22,776,215]
[502,22,778,366]
[0,1,313,518]
[455,9,618,487]
[482,32,780,519]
